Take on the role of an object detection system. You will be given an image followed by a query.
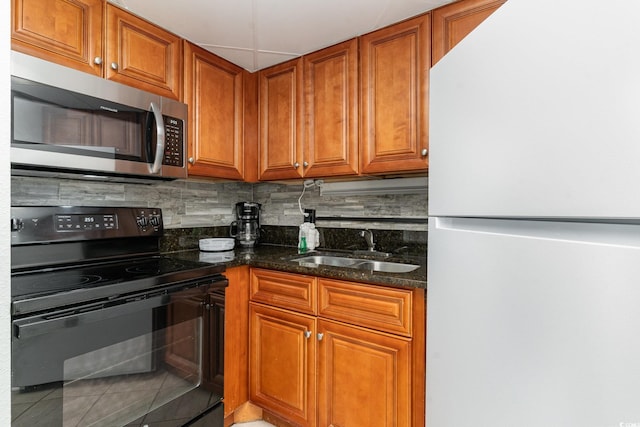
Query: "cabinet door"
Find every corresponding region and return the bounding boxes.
[360,14,430,174]
[317,319,412,427]
[105,3,182,100]
[250,303,316,427]
[11,0,104,76]
[258,58,304,180]
[303,39,359,178]
[431,0,507,66]
[184,41,245,179]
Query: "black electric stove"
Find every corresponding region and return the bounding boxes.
[10,206,226,427]
[10,206,225,316]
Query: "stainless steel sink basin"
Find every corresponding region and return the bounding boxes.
[294,255,360,267]
[353,260,419,273]
[293,255,419,273]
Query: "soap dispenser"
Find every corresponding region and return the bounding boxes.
[299,209,320,252]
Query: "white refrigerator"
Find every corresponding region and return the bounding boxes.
[427,0,640,426]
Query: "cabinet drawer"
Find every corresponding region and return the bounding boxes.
[318,278,413,337]
[250,268,316,315]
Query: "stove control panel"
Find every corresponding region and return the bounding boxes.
[10,206,164,245]
[56,213,117,231]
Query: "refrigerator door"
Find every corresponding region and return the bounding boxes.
[428,0,640,218]
[427,217,640,427]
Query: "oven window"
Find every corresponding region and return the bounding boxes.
[60,317,201,426]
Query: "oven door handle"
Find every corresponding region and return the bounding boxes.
[14,292,174,340]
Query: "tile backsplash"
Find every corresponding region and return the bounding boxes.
[11,176,428,231]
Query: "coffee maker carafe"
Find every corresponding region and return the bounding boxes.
[230,202,261,247]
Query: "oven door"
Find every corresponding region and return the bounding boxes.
[11,278,226,427]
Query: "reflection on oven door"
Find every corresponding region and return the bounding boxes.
[11,284,222,427]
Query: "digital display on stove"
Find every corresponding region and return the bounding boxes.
[56,214,117,231]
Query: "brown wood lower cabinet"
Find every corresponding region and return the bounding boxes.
[317,319,411,427]
[250,303,317,426]
[249,268,425,427]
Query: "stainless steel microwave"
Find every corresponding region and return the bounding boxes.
[10,52,188,181]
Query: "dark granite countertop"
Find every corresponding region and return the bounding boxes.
[168,244,427,290]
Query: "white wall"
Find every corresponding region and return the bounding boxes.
[1,2,12,424]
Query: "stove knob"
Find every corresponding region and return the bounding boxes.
[137,216,149,227]
[149,216,161,227]
[11,218,24,232]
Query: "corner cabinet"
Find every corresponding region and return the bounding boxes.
[184,41,246,179]
[303,39,359,178]
[431,0,508,66]
[11,0,183,100]
[249,268,426,427]
[258,58,305,180]
[360,14,430,174]
[258,39,359,181]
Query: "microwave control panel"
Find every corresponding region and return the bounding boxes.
[163,116,184,167]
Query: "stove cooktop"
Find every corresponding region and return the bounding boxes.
[11,255,226,316]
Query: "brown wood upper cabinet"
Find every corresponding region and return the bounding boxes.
[11,0,104,76]
[360,13,430,174]
[258,58,305,180]
[431,0,507,66]
[11,0,183,100]
[184,41,246,179]
[258,39,359,180]
[303,39,359,178]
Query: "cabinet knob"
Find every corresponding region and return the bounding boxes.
[293,162,300,169]
[317,333,324,341]
[304,331,312,339]
[188,157,195,165]
[111,62,119,71]
[421,148,428,157]
[93,57,103,65]
[303,161,309,167]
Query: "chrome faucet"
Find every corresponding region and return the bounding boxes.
[360,229,375,252]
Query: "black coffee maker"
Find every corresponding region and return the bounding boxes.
[230,202,261,247]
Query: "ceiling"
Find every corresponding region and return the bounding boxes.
[110,0,456,72]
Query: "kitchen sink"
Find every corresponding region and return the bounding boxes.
[293,255,419,273]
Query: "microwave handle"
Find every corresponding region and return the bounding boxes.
[149,102,165,174]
